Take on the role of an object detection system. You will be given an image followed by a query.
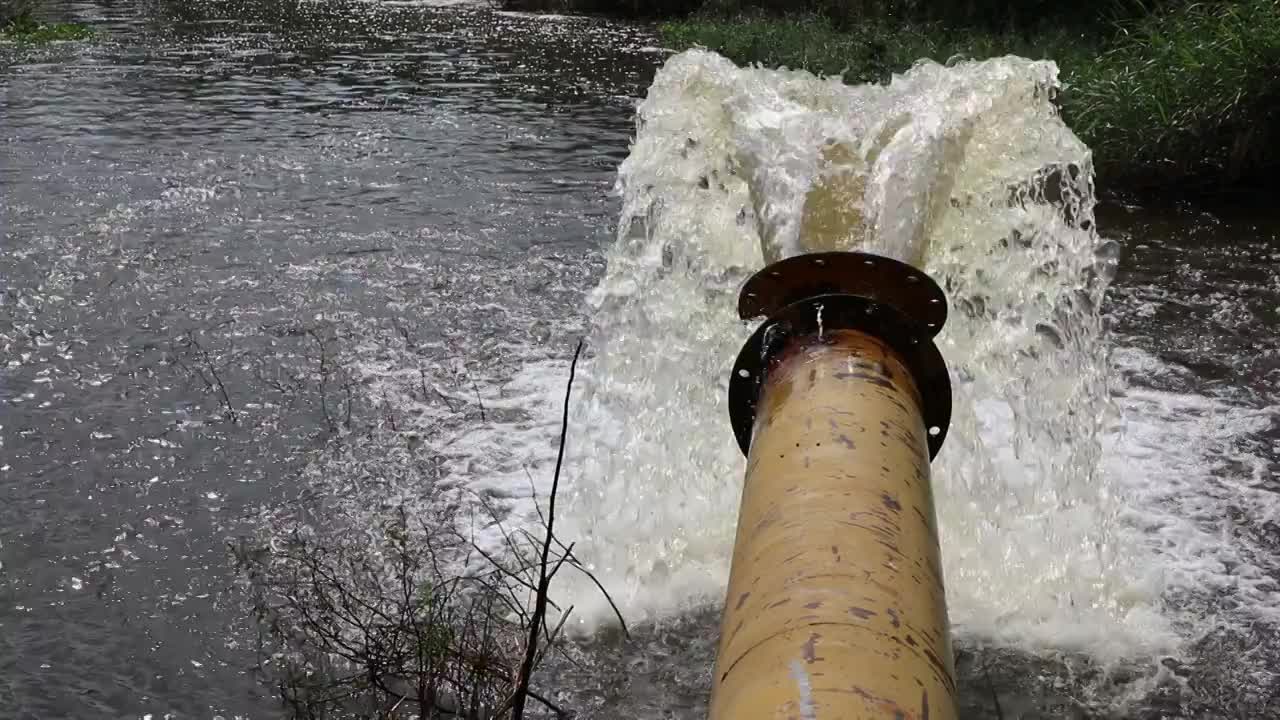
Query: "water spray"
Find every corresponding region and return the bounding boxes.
[710,236,958,716]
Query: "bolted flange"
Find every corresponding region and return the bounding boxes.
[737,251,948,330]
[728,252,953,459]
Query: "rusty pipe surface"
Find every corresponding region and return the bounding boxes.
[710,328,957,720]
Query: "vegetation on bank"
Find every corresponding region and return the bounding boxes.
[231,339,628,719]
[1,10,94,43]
[660,0,1280,191]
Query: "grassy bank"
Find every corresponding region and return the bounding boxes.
[1,10,94,43]
[498,0,698,17]
[659,1,1280,192]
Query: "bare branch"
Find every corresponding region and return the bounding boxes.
[307,327,338,433]
[529,688,569,718]
[512,339,583,720]
[523,464,631,639]
[233,340,632,720]
[472,377,487,424]
[562,555,631,640]
[172,329,238,423]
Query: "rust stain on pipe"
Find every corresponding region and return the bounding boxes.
[709,329,957,720]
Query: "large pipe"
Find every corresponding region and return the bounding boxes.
[713,252,957,720]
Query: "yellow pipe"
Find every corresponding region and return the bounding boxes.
[710,328,957,720]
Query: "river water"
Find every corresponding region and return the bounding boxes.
[1,1,1277,719]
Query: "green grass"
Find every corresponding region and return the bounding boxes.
[661,14,1097,86]
[661,1,1280,190]
[1066,0,1280,187]
[2,12,95,43]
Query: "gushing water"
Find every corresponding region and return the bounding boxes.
[9,2,1278,714]
[551,49,1173,659]
[254,44,1279,715]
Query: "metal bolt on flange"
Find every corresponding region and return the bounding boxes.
[728,251,953,459]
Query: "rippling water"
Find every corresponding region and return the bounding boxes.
[2,1,1278,718]
[2,1,653,716]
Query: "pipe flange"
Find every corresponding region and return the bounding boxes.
[738,251,947,337]
[729,293,952,460]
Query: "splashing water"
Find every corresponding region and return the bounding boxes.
[544,49,1176,660]
[240,42,1280,717]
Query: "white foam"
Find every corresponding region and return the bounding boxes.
[523,50,1118,646]
[347,0,485,6]
[1105,383,1280,623]
[281,49,1280,679]
[494,11,578,21]
[491,51,1274,667]
[483,348,1278,665]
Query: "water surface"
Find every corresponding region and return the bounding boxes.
[2,2,1277,718]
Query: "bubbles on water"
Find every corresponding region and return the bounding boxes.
[524,48,1177,666]
[156,24,1280,714]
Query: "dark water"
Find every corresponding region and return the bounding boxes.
[1093,200,1280,719]
[2,1,1278,718]
[2,1,651,717]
